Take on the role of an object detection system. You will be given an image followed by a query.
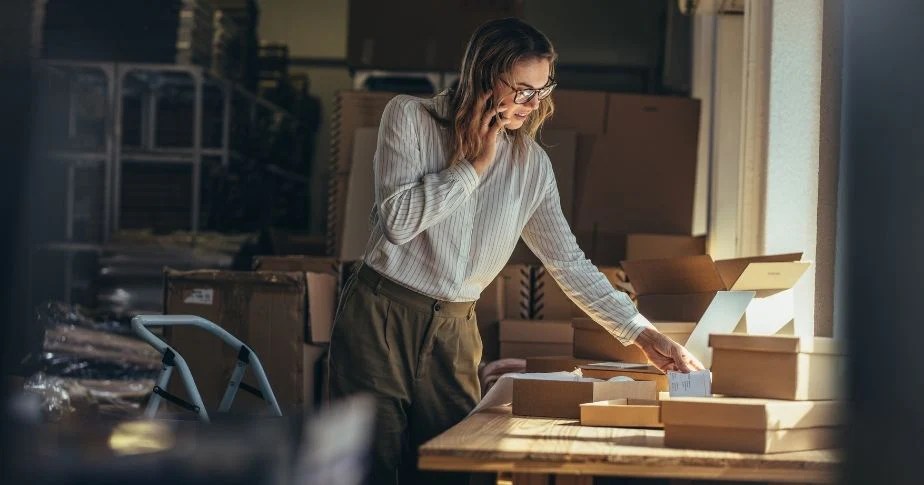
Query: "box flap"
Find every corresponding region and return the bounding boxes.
[714,252,803,289]
[306,272,338,343]
[621,255,726,295]
[708,333,844,355]
[661,397,843,429]
[499,320,573,344]
[728,262,812,291]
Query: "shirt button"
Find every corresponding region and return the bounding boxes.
[434,303,442,312]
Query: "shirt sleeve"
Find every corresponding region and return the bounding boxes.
[374,96,480,246]
[519,151,654,345]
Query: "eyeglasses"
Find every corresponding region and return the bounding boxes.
[502,78,557,104]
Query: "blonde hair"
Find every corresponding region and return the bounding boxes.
[431,18,557,163]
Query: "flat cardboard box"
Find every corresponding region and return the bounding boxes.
[622,253,812,366]
[499,320,573,359]
[164,269,310,412]
[574,94,701,235]
[661,397,843,429]
[625,234,707,261]
[512,378,658,419]
[662,396,843,453]
[251,256,340,344]
[665,425,840,454]
[572,318,695,363]
[580,362,669,392]
[580,398,663,428]
[339,127,378,261]
[709,334,845,400]
[525,356,597,374]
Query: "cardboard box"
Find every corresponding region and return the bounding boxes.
[512,378,658,419]
[572,319,695,363]
[622,253,812,366]
[327,91,400,258]
[662,397,843,453]
[580,398,663,428]
[347,0,523,71]
[666,426,840,454]
[525,356,597,373]
[302,344,328,408]
[503,264,629,320]
[251,256,340,344]
[339,127,378,261]
[625,234,707,261]
[579,362,668,392]
[164,270,312,412]
[635,293,716,322]
[499,320,573,359]
[709,334,845,400]
[574,94,701,235]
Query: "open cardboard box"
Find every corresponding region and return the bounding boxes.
[662,397,843,453]
[498,320,573,359]
[622,253,812,367]
[512,378,657,419]
[580,397,665,429]
[579,362,669,392]
[572,318,695,363]
[709,333,845,400]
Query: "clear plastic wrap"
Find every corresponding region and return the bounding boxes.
[22,372,155,422]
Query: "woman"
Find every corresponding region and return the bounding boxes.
[328,17,705,485]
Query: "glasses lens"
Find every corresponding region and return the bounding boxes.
[515,90,534,104]
[538,83,556,100]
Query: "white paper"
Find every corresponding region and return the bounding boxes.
[684,290,755,367]
[668,370,712,397]
[581,361,651,370]
[184,288,213,305]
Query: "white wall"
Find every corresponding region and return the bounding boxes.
[764,0,824,336]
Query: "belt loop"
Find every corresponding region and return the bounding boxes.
[468,302,476,320]
[374,275,384,296]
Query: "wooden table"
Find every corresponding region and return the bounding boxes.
[419,407,840,484]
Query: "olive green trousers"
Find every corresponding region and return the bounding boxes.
[328,263,482,485]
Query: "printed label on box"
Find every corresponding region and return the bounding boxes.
[184,288,214,305]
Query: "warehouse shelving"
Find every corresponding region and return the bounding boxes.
[33,59,305,306]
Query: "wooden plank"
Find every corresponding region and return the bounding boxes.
[419,407,838,483]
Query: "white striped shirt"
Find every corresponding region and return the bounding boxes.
[363,94,652,344]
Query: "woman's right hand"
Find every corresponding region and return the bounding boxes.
[471,91,510,176]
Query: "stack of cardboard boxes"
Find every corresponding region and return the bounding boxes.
[663,333,845,453]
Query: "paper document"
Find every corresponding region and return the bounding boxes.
[668,370,712,397]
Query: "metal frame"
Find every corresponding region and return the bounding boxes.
[38,59,301,237]
[132,314,283,422]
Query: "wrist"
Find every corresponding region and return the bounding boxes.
[634,327,661,350]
